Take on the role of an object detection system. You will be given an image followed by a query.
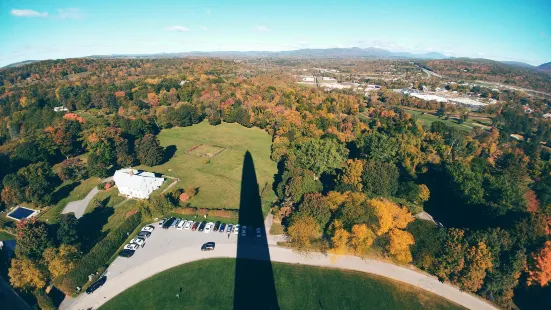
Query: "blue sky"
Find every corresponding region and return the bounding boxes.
[1,0,550,67]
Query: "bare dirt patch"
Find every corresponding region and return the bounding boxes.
[186,144,226,158]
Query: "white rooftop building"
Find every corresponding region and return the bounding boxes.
[113,169,164,199]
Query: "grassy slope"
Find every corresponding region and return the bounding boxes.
[84,188,137,232]
[0,231,15,241]
[101,258,463,310]
[138,121,277,211]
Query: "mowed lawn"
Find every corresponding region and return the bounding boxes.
[101,258,463,310]
[139,121,277,210]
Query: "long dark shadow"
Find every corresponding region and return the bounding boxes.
[233,151,279,309]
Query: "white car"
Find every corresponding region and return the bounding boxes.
[241,225,247,237]
[124,243,140,251]
[184,221,193,230]
[131,237,145,247]
[176,220,185,230]
[233,224,240,235]
[256,227,262,238]
[204,222,214,233]
[141,225,155,232]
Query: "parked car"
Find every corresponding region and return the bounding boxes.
[198,221,207,232]
[213,221,221,231]
[124,243,140,251]
[138,231,151,239]
[191,221,199,231]
[177,220,186,230]
[233,224,240,234]
[162,217,175,229]
[171,218,181,228]
[141,225,155,232]
[241,226,247,237]
[219,223,226,233]
[184,221,193,230]
[131,237,146,247]
[119,249,135,258]
[158,218,167,226]
[86,275,107,294]
[256,228,262,238]
[201,242,215,251]
[204,222,214,233]
[227,224,233,233]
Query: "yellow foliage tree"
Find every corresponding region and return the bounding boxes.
[388,228,415,263]
[330,220,350,251]
[528,241,551,287]
[369,198,414,236]
[349,224,376,254]
[326,191,349,211]
[339,159,364,191]
[459,242,493,292]
[287,215,320,249]
[8,259,47,290]
[43,244,81,279]
[418,184,430,203]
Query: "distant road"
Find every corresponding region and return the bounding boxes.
[64,229,498,310]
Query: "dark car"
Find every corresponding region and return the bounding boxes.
[162,217,176,229]
[198,221,207,232]
[191,221,200,231]
[138,231,151,239]
[201,242,215,251]
[213,221,221,231]
[119,249,135,258]
[86,275,107,294]
[219,223,226,233]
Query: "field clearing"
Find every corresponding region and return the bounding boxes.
[101,258,463,310]
[137,121,277,211]
[405,109,474,132]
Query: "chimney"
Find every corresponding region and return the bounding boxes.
[129,169,134,177]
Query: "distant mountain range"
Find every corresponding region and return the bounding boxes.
[3,47,550,73]
[88,47,449,60]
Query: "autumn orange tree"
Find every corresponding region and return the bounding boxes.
[528,241,551,287]
[388,228,415,263]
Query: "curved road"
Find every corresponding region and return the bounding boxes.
[62,177,112,219]
[66,240,498,310]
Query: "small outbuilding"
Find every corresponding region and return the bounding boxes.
[113,169,164,199]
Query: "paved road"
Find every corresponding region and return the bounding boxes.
[63,224,498,310]
[62,177,112,219]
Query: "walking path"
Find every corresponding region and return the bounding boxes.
[66,243,498,310]
[62,177,112,219]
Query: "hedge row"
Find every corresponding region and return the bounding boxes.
[56,211,142,295]
[173,207,238,219]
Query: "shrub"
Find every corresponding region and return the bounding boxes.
[35,289,56,310]
[56,212,141,295]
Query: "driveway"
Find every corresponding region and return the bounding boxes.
[62,177,112,219]
[63,225,498,310]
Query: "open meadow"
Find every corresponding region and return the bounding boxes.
[138,121,277,211]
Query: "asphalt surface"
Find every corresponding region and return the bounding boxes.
[61,221,498,310]
[62,177,113,219]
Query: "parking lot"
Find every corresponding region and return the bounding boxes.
[108,220,264,278]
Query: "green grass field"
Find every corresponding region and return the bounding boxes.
[137,121,277,211]
[84,188,137,232]
[101,258,463,310]
[0,231,15,241]
[405,109,474,132]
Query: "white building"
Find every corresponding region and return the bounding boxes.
[113,169,164,199]
[322,77,337,81]
[302,76,315,82]
[53,106,69,112]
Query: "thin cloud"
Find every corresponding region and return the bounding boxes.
[254,25,269,32]
[200,26,209,32]
[541,32,550,40]
[166,25,191,32]
[205,8,211,16]
[11,9,48,17]
[57,8,82,19]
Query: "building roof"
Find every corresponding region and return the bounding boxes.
[113,169,163,192]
